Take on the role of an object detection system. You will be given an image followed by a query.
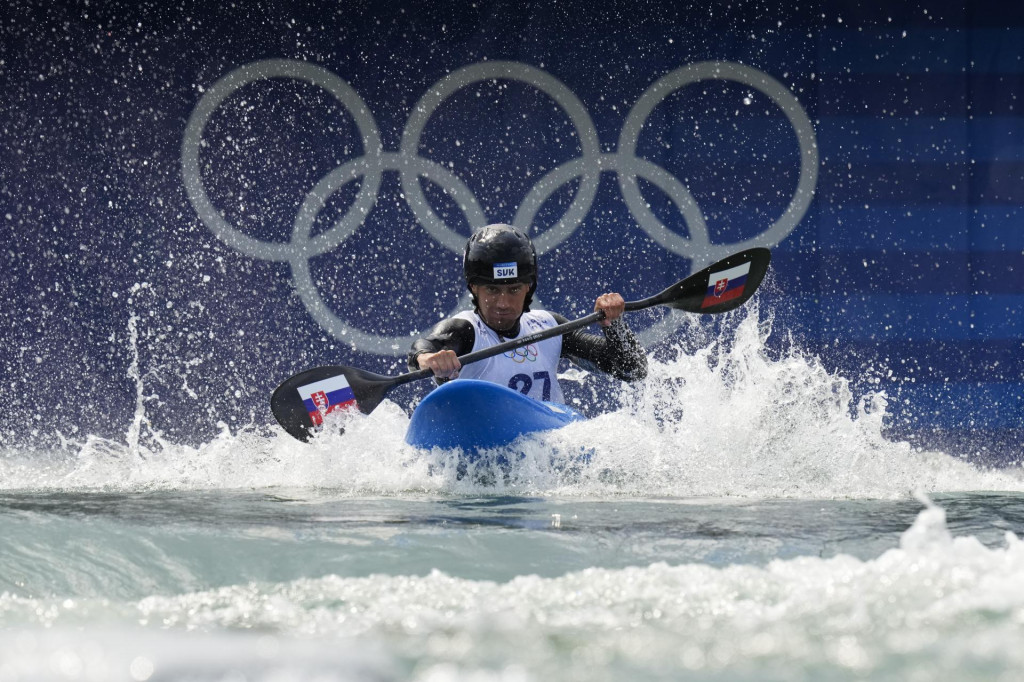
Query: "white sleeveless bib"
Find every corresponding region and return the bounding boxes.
[453,310,564,404]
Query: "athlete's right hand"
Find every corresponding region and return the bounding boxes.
[417,350,461,379]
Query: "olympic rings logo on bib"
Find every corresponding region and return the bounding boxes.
[182,59,817,356]
[505,345,539,363]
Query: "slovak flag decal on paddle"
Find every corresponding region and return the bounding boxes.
[297,375,358,426]
[701,261,751,309]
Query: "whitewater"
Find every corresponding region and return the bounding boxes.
[2,310,1023,681]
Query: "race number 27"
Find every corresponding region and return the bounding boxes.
[509,371,551,401]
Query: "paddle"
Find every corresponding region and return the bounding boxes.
[271,247,771,441]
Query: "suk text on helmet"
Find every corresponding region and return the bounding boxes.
[463,224,538,309]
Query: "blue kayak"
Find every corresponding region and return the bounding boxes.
[405,379,585,453]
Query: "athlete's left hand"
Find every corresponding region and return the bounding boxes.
[594,293,625,327]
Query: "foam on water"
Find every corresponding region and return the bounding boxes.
[2,501,1023,681]
[2,308,1020,498]
[2,304,1023,679]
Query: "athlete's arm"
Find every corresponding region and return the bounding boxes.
[408,317,476,381]
[555,313,648,382]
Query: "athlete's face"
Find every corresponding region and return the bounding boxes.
[471,282,529,332]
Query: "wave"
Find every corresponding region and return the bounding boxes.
[2,500,1024,681]
[2,309,1021,497]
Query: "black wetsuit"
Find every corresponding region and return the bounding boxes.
[408,312,648,383]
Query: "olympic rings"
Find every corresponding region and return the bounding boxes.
[504,344,539,363]
[182,58,818,356]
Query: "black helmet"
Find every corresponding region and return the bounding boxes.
[463,224,537,307]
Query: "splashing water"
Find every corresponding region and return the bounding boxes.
[2,308,1020,497]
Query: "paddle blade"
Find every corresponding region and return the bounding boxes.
[270,365,396,441]
[643,247,771,314]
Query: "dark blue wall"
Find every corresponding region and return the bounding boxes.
[3,1,1022,460]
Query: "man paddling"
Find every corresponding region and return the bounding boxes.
[409,224,647,403]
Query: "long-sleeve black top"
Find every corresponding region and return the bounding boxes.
[408,312,648,383]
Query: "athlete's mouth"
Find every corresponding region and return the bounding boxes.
[489,313,515,328]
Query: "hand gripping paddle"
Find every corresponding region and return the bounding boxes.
[271,247,771,441]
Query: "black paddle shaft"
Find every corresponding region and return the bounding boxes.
[271,247,770,441]
[398,309,605,386]
[403,245,771,383]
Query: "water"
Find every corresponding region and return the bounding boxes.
[2,313,1024,681]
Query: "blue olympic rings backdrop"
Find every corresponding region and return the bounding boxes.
[3,0,1023,460]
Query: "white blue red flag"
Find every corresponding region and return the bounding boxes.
[701,261,751,309]
[297,375,357,426]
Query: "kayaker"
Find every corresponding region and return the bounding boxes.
[409,224,647,404]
